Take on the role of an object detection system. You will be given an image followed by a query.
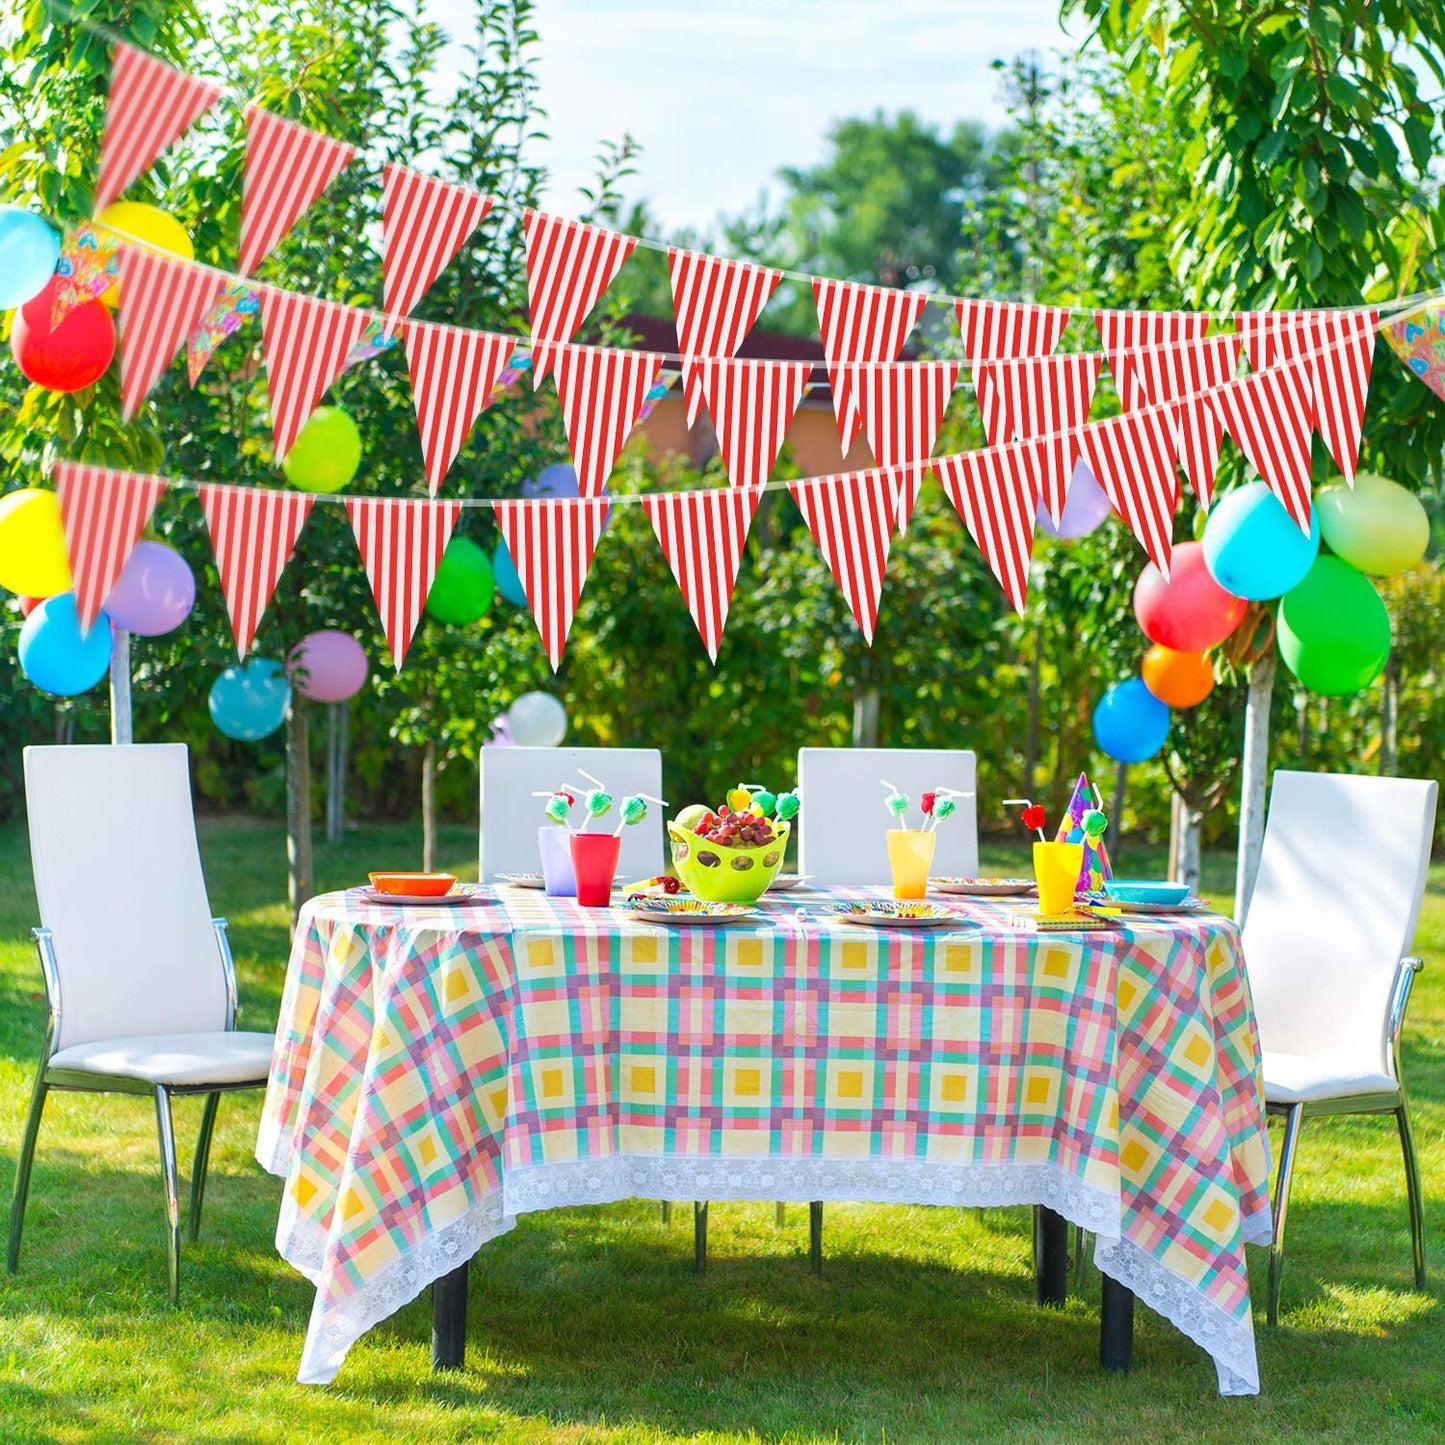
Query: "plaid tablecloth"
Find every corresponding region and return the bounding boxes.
[257,887,1271,1393]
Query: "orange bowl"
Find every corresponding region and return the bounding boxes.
[368,871,456,896]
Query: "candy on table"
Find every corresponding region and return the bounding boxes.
[774,791,800,822]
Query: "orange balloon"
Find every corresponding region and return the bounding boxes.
[1142,645,1215,708]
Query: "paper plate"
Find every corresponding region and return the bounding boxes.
[619,897,756,925]
[355,884,488,906]
[1083,892,1210,916]
[830,900,972,930]
[498,873,545,889]
[766,873,814,892]
[932,877,1035,897]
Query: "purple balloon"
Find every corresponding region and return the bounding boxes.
[103,541,195,636]
[1036,460,1114,540]
[288,629,369,703]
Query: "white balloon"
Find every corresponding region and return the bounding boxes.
[507,691,568,747]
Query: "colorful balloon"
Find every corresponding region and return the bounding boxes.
[209,658,291,741]
[287,630,369,703]
[0,489,72,597]
[1202,481,1320,600]
[16,596,39,618]
[1093,678,1171,764]
[1277,555,1391,696]
[10,277,116,392]
[1315,473,1429,577]
[525,463,580,499]
[102,540,195,636]
[0,207,60,310]
[281,406,362,491]
[18,593,113,696]
[425,537,495,625]
[93,202,193,308]
[1141,644,1215,708]
[1036,460,1113,540]
[508,691,567,747]
[1133,542,1247,652]
[493,540,528,607]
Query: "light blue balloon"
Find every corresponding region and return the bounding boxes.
[1093,678,1170,764]
[525,463,580,499]
[492,540,529,608]
[0,206,60,310]
[1202,481,1320,601]
[18,593,114,696]
[208,658,290,741]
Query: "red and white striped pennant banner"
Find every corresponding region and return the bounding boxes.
[345,497,462,669]
[533,341,666,497]
[493,497,610,671]
[259,287,370,460]
[1078,408,1183,574]
[642,486,762,660]
[523,211,636,379]
[1093,310,1210,413]
[956,299,1070,367]
[198,484,314,657]
[813,279,928,452]
[239,108,356,277]
[117,246,221,419]
[95,44,222,213]
[52,463,167,631]
[402,322,513,494]
[380,164,493,322]
[695,358,813,490]
[668,248,783,425]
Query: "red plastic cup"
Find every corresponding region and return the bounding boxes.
[570,832,621,907]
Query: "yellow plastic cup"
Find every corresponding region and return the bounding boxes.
[1033,841,1085,916]
[887,828,937,899]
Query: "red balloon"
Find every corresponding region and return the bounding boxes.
[17,595,39,617]
[10,277,116,393]
[1133,542,1247,652]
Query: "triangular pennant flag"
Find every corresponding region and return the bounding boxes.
[345,497,462,669]
[258,287,370,461]
[642,486,762,661]
[493,497,610,670]
[695,357,812,490]
[668,248,783,425]
[198,484,314,657]
[1307,310,1377,484]
[955,298,1071,370]
[95,44,222,212]
[239,107,356,277]
[52,463,167,631]
[523,210,636,378]
[788,466,903,643]
[1235,310,1315,373]
[534,341,666,496]
[187,281,260,384]
[402,322,513,494]
[935,443,1044,616]
[1093,310,1210,412]
[117,246,221,419]
[381,164,493,321]
[813,279,928,452]
[1078,409,1182,574]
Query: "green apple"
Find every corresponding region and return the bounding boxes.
[674,803,712,832]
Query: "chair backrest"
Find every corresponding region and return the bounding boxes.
[24,744,227,1053]
[796,747,979,885]
[479,746,665,882]
[1243,770,1436,1077]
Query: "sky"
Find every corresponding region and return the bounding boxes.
[427,1,1077,231]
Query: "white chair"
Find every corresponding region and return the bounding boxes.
[797,747,979,884]
[1243,769,1437,1324]
[7,745,275,1304]
[479,746,665,883]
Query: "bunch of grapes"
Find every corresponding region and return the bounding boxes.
[697,808,778,849]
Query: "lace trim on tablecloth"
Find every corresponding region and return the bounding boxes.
[255,1113,290,1177]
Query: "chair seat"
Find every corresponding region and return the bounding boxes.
[1262,1049,1399,1106]
[48,1031,275,1087]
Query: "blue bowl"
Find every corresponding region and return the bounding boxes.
[1102,879,1191,906]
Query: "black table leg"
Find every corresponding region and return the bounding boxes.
[431,1261,469,1371]
[1100,1273,1135,1372]
[1035,1206,1069,1307]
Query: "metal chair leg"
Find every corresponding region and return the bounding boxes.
[1396,1103,1427,1290]
[189,1092,221,1243]
[1268,1103,1305,1326]
[154,1086,182,1306]
[693,1201,707,1274]
[6,1068,49,1274]
[809,1201,823,1274]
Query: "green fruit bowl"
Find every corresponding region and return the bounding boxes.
[668,820,791,904]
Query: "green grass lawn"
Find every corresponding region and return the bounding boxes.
[0,818,1442,1443]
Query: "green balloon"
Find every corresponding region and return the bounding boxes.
[1316,473,1429,576]
[282,406,362,493]
[425,537,495,625]
[1277,555,1391,696]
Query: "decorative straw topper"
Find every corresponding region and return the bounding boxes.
[884,780,969,831]
[774,791,800,821]
[535,787,577,828]
[614,792,667,836]
[1004,798,1048,842]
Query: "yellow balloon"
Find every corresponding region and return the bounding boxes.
[94,202,194,308]
[0,489,73,598]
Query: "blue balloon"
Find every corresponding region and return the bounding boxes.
[492,540,529,608]
[1093,678,1171,764]
[524,463,580,499]
[18,592,113,696]
[1202,481,1320,601]
[208,658,290,741]
[0,206,60,310]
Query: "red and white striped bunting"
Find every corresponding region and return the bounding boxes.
[935,442,1045,615]
[239,108,355,277]
[695,358,812,490]
[117,247,221,419]
[1094,311,1210,412]
[53,463,167,631]
[345,498,462,669]
[956,299,1070,370]
[534,341,666,497]
[642,487,762,661]
[198,484,314,657]
[813,280,928,452]
[493,497,610,671]
[523,211,636,378]
[403,322,513,494]
[668,249,783,425]
[380,164,492,321]
[1078,409,1182,574]
[95,43,222,213]
[258,288,370,461]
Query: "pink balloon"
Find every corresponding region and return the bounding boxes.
[1133,542,1247,652]
[288,630,369,703]
[103,541,195,635]
[1036,460,1114,539]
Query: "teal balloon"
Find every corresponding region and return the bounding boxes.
[18,593,113,696]
[493,540,528,608]
[1277,555,1391,696]
[0,207,59,310]
[1093,679,1170,763]
[208,659,290,741]
[425,537,495,625]
[1202,481,1319,600]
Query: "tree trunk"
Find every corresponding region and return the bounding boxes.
[1109,762,1128,871]
[1177,802,1202,895]
[1024,639,1041,799]
[1235,650,1276,923]
[286,702,313,930]
[1168,791,1182,880]
[326,701,348,843]
[109,626,132,744]
[1380,657,1398,776]
[422,738,437,873]
[852,686,880,748]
